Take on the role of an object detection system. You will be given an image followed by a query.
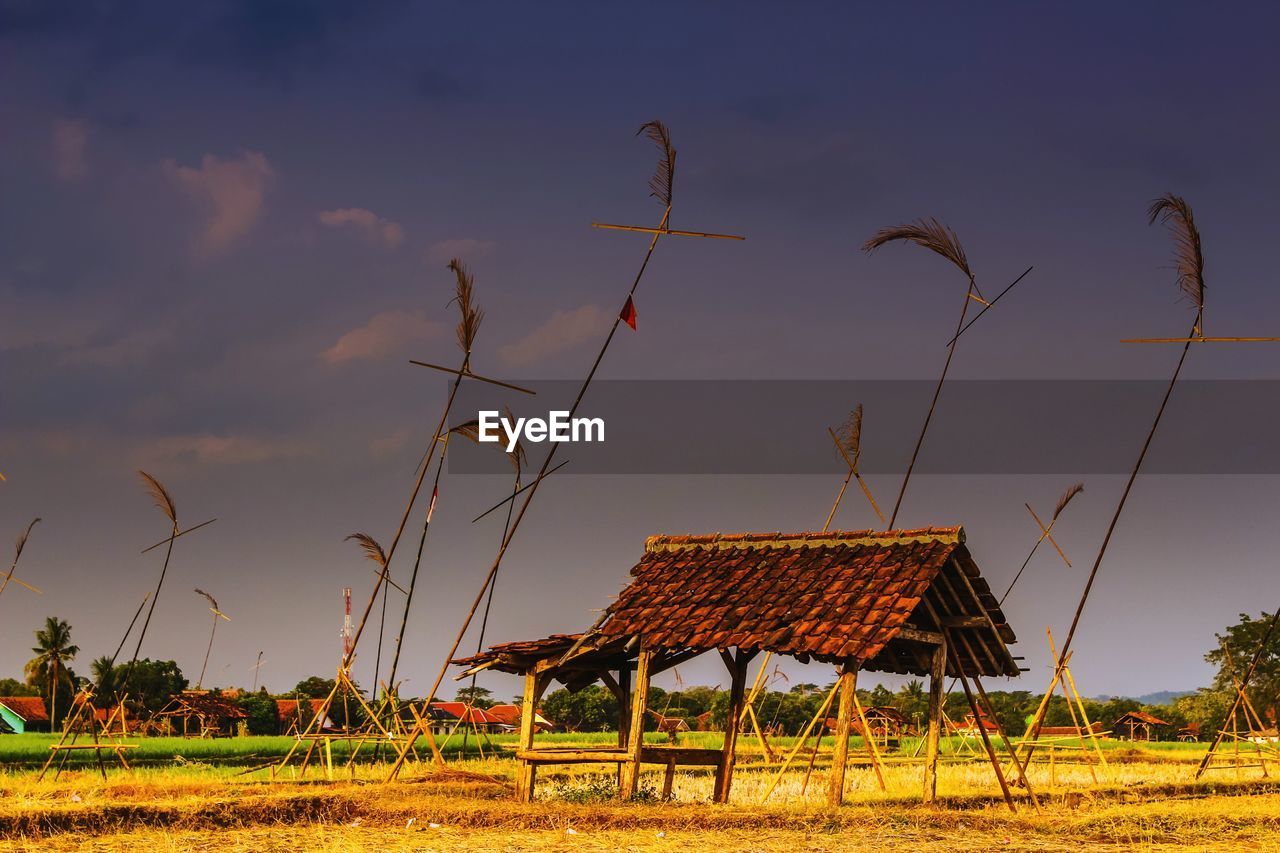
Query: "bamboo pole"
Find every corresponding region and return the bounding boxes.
[1026,317,1198,759]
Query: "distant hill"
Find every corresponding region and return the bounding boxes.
[1092,690,1198,705]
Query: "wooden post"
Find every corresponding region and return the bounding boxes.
[616,665,631,787]
[515,669,539,802]
[714,649,750,804]
[619,649,652,799]
[924,634,946,804]
[826,664,857,806]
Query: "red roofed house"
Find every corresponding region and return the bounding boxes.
[0,696,49,734]
[1114,710,1170,742]
[487,703,555,733]
[427,702,505,737]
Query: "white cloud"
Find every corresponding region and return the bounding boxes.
[322,310,440,364]
[499,304,609,366]
[52,119,88,182]
[137,434,308,467]
[163,151,274,256]
[318,207,404,248]
[426,238,495,264]
[370,427,414,458]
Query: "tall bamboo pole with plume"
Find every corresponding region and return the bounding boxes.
[862,220,981,530]
[389,120,700,779]
[1025,194,1203,754]
[383,259,484,693]
[0,518,41,602]
[999,482,1084,605]
[193,588,230,690]
[121,472,180,690]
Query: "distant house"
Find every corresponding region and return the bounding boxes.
[486,703,555,733]
[150,690,247,738]
[1039,721,1107,738]
[1176,722,1201,742]
[274,698,332,734]
[647,710,690,739]
[1113,710,1170,742]
[0,697,49,734]
[426,702,504,736]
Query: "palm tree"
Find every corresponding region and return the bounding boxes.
[90,655,117,697]
[25,617,78,730]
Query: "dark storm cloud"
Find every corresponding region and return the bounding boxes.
[3,2,1280,699]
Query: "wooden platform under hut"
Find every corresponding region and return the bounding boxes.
[455,526,1023,806]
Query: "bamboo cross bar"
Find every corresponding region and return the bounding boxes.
[140,517,218,554]
[591,222,745,240]
[408,360,537,395]
[471,460,569,523]
[1025,504,1071,567]
[1122,336,1280,343]
[945,265,1034,347]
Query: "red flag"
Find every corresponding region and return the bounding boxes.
[620,295,637,330]
[426,485,438,523]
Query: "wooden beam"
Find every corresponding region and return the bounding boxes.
[941,616,988,629]
[618,650,652,799]
[714,650,750,803]
[895,626,944,645]
[826,664,857,806]
[923,633,947,804]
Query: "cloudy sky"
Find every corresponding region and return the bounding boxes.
[3,2,1280,701]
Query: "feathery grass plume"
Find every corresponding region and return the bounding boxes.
[14,518,40,562]
[450,407,526,475]
[345,532,388,568]
[1052,482,1084,520]
[835,405,864,464]
[138,470,177,529]
[862,218,973,282]
[194,588,229,618]
[1147,194,1205,310]
[637,120,675,207]
[448,259,484,354]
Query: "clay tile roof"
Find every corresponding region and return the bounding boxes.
[429,702,503,724]
[1116,710,1170,726]
[0,696,49,722]
[598,526,1019,677]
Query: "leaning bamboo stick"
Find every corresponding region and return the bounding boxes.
[1028,194,1205,758]
[390,121,739,780]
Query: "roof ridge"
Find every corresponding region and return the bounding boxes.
[645,526,964,553]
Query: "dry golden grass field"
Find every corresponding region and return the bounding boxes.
[3,739,1280,851]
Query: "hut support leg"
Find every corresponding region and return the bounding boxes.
[924,635,946,804]
[615,666,631,787]
[714,648,752,804]
[515,670,542,802]
[826,663,858,806]
[619,650,653,800]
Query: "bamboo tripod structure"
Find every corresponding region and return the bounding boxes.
[38,689,136,781]
[268,666,436,781]
[387,120,742,781]
[1196,608,1280,779]
[1012,629,1107,786]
